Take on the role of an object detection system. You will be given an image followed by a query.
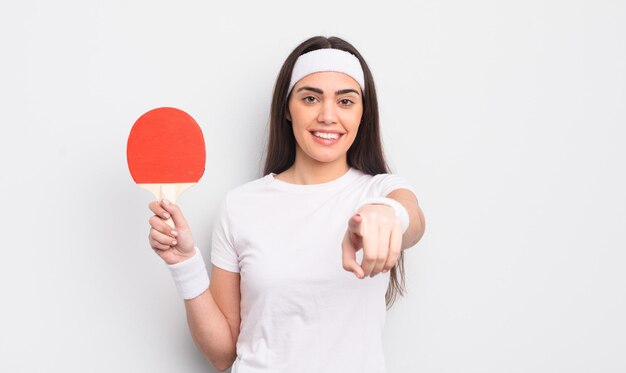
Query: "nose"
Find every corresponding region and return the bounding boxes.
[317,100,338,124]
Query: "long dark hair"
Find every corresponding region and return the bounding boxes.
[263,36,406,309]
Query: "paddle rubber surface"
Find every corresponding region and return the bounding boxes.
[127,107,206,184]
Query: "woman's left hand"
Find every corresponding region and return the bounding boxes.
[341,203,404,279]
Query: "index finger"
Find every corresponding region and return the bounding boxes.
[148,201,170,220]
[360,221,379,277]
[348,214,362,233]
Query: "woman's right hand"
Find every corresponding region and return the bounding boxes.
[148,199,196,265]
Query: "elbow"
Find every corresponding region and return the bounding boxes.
[205,351,237,372]
[413,208,426,245]
[191,323,238,371]
[404,216,425,250]
[413,224,425,247]
[214,363,232,372]
[207,346,237,372]
[210,355,236,372]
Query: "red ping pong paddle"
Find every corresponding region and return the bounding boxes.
[127,107,206,227]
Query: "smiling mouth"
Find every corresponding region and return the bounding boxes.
[310,131,343,140]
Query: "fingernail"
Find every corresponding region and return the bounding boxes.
[163,199,170,205]
[163,212,170,218]
[171,230,177,236]
[172,240,177,245]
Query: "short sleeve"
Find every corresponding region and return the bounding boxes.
[210,194,240,273]
[369,173,418,199]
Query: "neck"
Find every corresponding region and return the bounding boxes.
[278,154,350,185]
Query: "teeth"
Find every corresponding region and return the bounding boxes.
[313,131,340,140]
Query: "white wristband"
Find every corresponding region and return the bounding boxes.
[167,247,210,300]
[356,197,410,233]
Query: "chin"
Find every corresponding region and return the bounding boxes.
[297,143,349,165]
[310,154,345,164]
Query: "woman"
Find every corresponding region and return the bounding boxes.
[147,36,425,372]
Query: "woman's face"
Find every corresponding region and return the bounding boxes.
[287,71,363,167]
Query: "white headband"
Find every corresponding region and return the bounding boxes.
[287,48,365,96]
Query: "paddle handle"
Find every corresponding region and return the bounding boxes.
[138,183,196,228]
[159,184,177,228]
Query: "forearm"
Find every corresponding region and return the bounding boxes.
[401,202,425,249]
[386,189,426,250]
[184,288,237,371]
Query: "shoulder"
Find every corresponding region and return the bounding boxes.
[361,171,417,197]
[370,172,410,183]
[228,174,272,196]
[216,174,274,211]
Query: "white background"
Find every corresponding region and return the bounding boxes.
[1,1,625,372]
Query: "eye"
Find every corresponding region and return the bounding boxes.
[339,98,354,106]
[302,96,318,104]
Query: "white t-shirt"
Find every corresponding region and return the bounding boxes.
[210,167,416,373]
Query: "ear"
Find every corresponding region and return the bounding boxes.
[285,109,292,122]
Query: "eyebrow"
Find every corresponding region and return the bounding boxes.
[296,86,361,96]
